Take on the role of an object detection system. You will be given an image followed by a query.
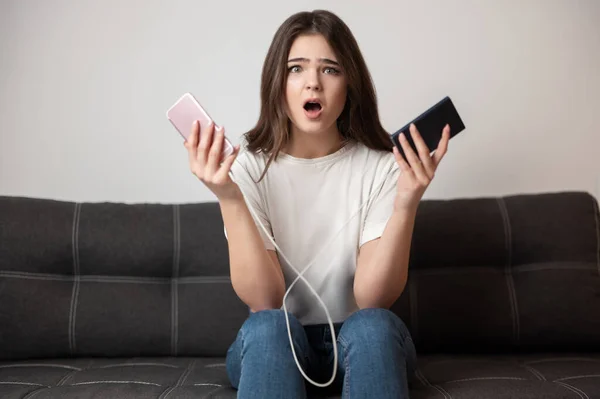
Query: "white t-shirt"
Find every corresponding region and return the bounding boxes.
[226,139,400,326]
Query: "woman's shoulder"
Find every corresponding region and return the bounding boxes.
[230,143,270,180]
[352,140,399,171]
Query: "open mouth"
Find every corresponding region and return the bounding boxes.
[303,102,322,111]
[303,99,323,118]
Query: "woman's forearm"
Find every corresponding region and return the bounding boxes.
[220,195,285,311]
[354,208,416,309]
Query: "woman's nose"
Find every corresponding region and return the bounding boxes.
[305,70,321,91]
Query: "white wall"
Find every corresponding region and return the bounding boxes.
[1,0,599,204]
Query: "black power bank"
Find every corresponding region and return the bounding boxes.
[391,96,465,161]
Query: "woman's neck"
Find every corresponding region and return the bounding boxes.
[283,125,347,159]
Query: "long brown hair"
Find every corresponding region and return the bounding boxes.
[243,10,393,181]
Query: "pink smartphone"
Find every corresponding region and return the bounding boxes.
[166,92,234,159]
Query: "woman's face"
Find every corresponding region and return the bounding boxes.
[285,34,348,138]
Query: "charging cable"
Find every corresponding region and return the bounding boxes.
[226,154,395,388]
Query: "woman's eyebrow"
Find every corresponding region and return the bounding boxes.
[287,57,340,66]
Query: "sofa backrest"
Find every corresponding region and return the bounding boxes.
[1,191,599,360]
[391,191,600,354]
[0,197,249,360]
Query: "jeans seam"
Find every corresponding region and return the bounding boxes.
[338,334,350,398]
[239,326,246,354]
[404,335,417,378]
[233,327,245,389]
[286,312,310,367]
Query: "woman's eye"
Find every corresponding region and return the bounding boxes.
[324,67,340,75]
[288,65,301,73]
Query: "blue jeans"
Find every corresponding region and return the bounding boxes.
[226,308,417,398]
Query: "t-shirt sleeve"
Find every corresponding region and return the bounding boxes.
[223,154,276,251]
[359,160,401,247]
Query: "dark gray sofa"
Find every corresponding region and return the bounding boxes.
[1,190,599,399]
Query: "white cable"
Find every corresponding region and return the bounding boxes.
[227,155,395,388]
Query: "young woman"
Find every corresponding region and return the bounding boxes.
[184,9,450,399]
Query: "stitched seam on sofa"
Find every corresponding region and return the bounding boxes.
[437,384,453,399]
[56,369,80,386]
[57,359,93,386]
[497,197,520,348]
[520,364,546,380]
[445,377,527,383]
[554,381,589,399]
[0,273,232,284]
[22,387,49,399]
[525,357,600,364]
[414,358,506,367]
[80,276,171,283]
[54,359,94,390]
[69,202,82,354]
[0,382,48,386]
[160,385,178,399]
[409,274,419,344]
[387,260,599,277]
[61,359,94,385]
[178,276,231,284]
[0,364,81,370]
[555,374,600,381]
[70,380,162,386]
[158,359,194,399]
[413,267,501,277]
[171,204,181,356]
[0,271,74,281]
[593,195,600,277]
[512,263,598,273]
[205,363,225,368]
[197,384,224,397]
[179,359,196,386]
[159,386,177,399]
[97,362,180,369]
[415,369,452,399]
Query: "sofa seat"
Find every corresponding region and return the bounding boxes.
[2,353,599,399]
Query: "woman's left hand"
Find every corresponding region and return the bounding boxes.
[392,123,450,213]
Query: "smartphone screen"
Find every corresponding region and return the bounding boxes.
[391,96,465,161]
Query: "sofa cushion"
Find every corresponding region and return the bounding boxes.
[0,354,598,398]
[413,353,600,399]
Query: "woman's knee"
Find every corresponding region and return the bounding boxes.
[338,308,416,375]
[241,309,303,344]
[339,307,410,345]
[226,309,307,390]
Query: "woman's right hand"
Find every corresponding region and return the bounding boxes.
[184,120,242,201]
